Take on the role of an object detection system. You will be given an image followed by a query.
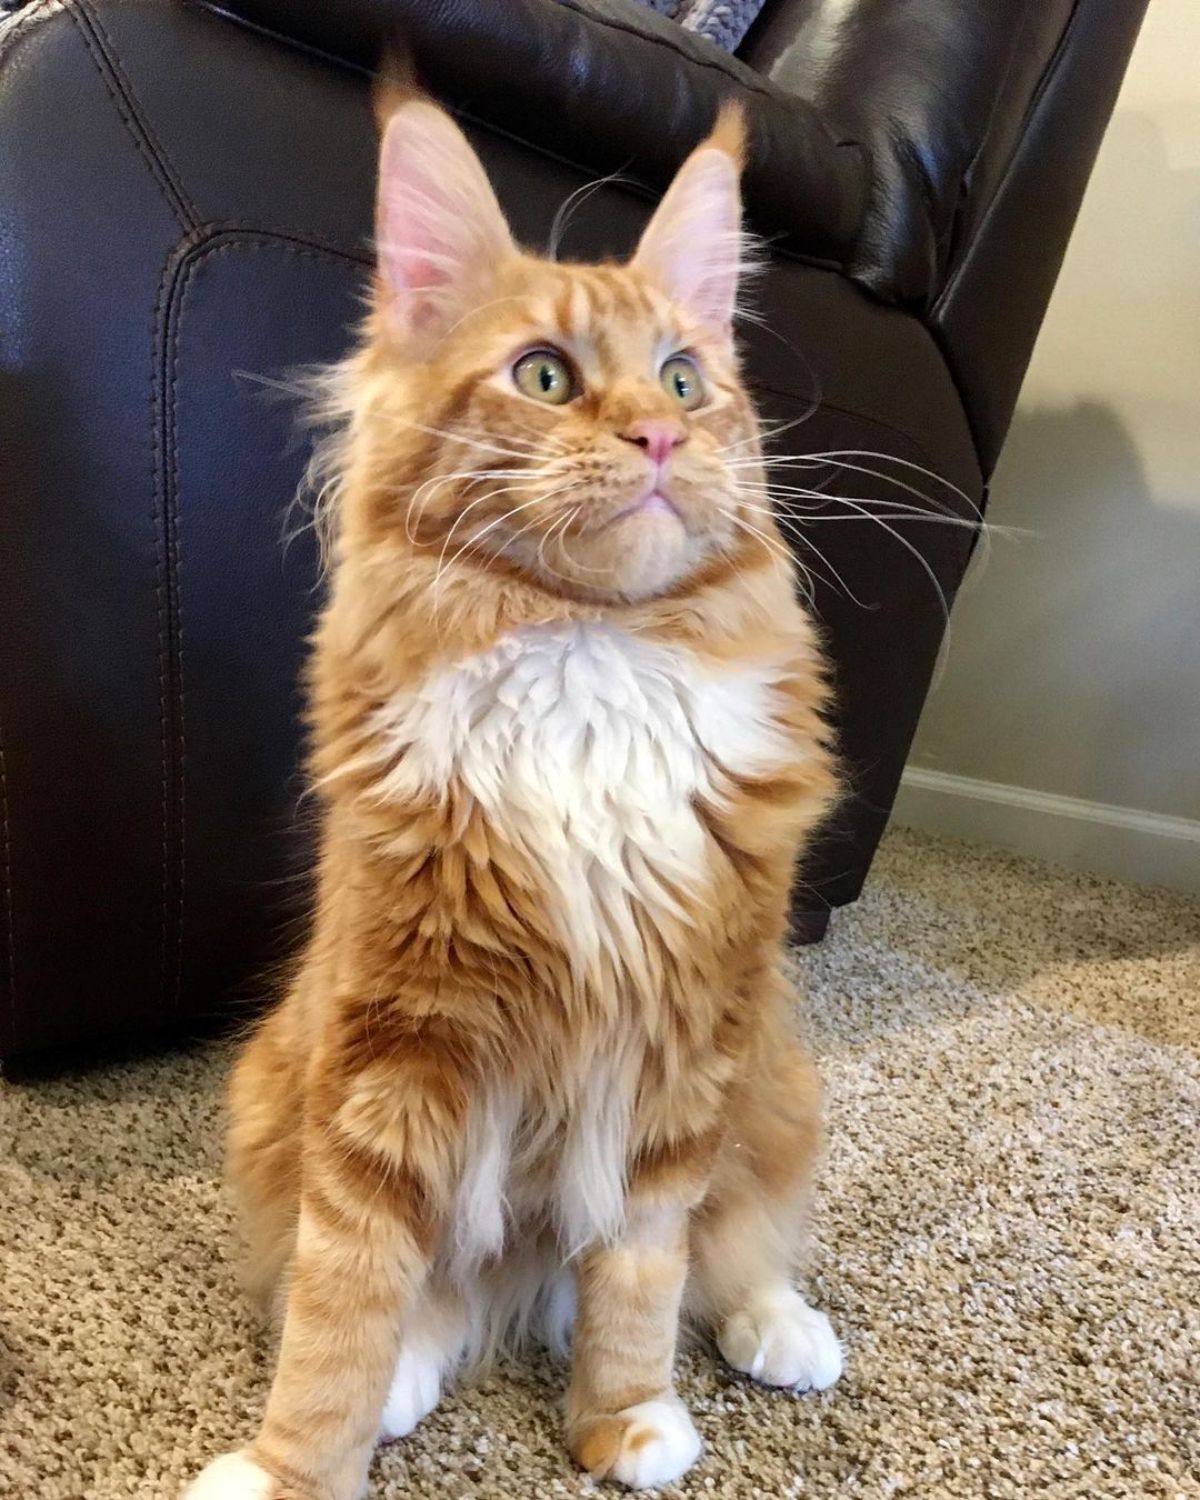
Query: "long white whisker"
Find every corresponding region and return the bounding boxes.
[549,169,636,260]
[451,497,565,576]
[726,512,819,607]
[725,509,803,572]
[714,412,817,456]
[553,508,612,576]
[732,473,977,519]
[481,503,556,558]
[426,493,551,645]
[741,508,870,607]
[533,505,584,585]
[731,486,997,532]
[730,449,982,522]
[791,457,979,525]
[535,507,592,585]
[431,482,534,574]
[403,470,531,543]
[434,485,576,591]
[402,420,566,465]
[803,449,979,510]
[753,511,878,608]
[735,497,1011,535]
[832,495,952,630]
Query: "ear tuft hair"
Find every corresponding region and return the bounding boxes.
[631,103,750,334]
[372,47,421,136]
[707,99,748,169]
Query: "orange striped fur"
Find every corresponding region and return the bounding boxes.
[185,94,841,1500]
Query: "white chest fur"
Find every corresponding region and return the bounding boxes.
[370,623,793,971]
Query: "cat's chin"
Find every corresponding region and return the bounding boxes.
[501,508,709,602]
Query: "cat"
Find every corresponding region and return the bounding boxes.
[184,89,842,1500]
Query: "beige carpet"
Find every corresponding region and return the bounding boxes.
[2,828,1198,1499]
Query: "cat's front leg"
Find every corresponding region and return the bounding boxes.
[566,1196,701,1490]
[185,1193,423,1500]
[184,1030,470,1500]
[692,1035,843,1395]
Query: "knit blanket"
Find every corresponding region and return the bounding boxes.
[634,0,766,52]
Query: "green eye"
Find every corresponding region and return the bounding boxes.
[660,354,705,411]
[513,349,575,405]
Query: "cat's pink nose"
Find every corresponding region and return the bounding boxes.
[620,419,686,468]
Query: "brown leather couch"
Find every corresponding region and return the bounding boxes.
[0,0,1147,1061]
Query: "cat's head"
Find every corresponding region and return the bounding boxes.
[349,93,768,603]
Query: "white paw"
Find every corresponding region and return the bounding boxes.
[718,1288,843,1391]
[608,1398,702,1489]
[182,1451,278,1499]
[379,1342,443,1441]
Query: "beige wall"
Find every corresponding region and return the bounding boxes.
[902,0,1200,880]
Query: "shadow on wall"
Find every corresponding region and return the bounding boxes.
[917,401,1200,822]
[913,106,1200,824]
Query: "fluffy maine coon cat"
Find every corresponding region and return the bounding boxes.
[185,92,842,1500]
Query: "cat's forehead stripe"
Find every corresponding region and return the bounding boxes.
[514,269,679,375]
[533,267,662,329]
[567,281,590,339]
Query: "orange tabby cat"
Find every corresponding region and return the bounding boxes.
[185,92,841,1500]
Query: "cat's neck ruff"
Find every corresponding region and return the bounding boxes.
[366,621,798,977]
[375,620,793,780]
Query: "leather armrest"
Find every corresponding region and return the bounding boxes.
[742,0,1149,468]
[202,0,869,273]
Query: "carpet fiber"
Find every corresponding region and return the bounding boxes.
[2,828,1198,1498]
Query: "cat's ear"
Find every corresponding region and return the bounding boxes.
[375,95,515,337]
[632,103,747,335]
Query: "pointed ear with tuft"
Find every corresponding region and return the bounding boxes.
[632,101,748,336]
[374,96,516,340]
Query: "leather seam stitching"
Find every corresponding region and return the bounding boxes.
[77,0,203,228]
[151,252,177,1015]
[176,219,372,267]
[63,0,197,232]
[157,225,360,1013]
[166,274,188,1016]
[0,719,14,1050]
[0,0,55,1062]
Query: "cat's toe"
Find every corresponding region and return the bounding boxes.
[182,1451,281,1500]
[718,1288,843,1391]
[379,1343,443,1440]
[573,1397,702,1489]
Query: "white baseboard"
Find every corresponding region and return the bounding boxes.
[893,767,1200,896]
